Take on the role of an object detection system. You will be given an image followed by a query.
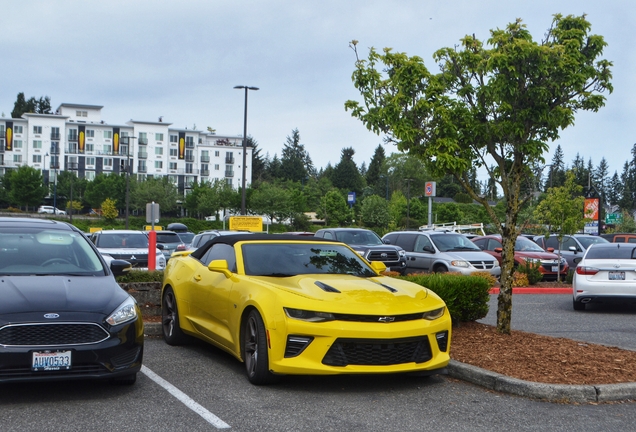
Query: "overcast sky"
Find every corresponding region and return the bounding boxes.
[2,1,633,181]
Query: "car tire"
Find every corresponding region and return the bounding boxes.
[573,298,586,311]
[433,265,448,273]
[242,309,279,385]
[162,286,190,345]
[111,373,137,385]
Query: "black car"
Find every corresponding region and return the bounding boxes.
[313,228,407,274]
[0,218,143,384]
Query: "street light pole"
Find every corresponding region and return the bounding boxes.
[234,85,259,215]
[123,136,137,229]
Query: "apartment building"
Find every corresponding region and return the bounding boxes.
[0,103,251,196]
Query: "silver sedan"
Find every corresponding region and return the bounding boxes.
[573,242,636,310]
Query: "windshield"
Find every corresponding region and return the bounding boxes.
[577,236,609,249]
[0,228,105,276]
[431,233,481,252]
[242,243,377,277]
[335,230,383,246]
[178,232,195,243]
[97,233,149,248]
[515,236,546,252]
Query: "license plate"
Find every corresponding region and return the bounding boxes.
[609,271,625,281]
[32,350,72,371]
[551,266,559,272]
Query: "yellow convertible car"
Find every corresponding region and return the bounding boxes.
[161,234,451,384]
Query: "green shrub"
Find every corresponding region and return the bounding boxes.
[398,273,491,323]
[565,269,574,284]
[517,260,543,285]
[116,270,164,284]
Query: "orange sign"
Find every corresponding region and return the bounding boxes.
[584,198,599,220]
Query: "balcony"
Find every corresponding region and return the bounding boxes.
[201,156,210,163]
[185,155,195,162]
[68,135,78,142]
[138,166,147,173]
[50,133,61,140]
[185,168,199,175]
[186,142,195,149]
[67,162,78,170]
[225,156,235,164]
[201,170,210,176]
[138,137,148,145]
[49,146,60,155]
[66,147,79,155]
[138,152,148,159]
[225,171,234,177]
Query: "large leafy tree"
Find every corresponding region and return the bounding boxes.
[131,176,180,213]
[346,14,612,333]
[7,166,48,210]
[84,173,126,210]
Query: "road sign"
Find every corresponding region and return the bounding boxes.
[229,216,263,232]
[605,213,623,224]
[425,181,436,197]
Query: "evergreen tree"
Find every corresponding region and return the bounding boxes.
[365,145,386,198]
[607,171,622,207]
[280,129,314,182]
[594,157,610,204]
[331,147,365,196]
[249,136,267,183]
[547,145,566,190]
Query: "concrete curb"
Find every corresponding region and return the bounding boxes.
[144,322,162,336]
[447,360,636,403]
[489,287,572,295]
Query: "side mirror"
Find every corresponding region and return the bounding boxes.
[547,247,555,252]
[569,246,578,253]
[494,247,503,253]
[370,261,387,274]
[208,259,232,278]
[110,259,132,277]
[422,245,435,253]
[156,243,165,250]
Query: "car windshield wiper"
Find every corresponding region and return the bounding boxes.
[450,246,479,251]
[258,272,295,277]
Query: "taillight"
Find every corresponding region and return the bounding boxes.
[576,266,599,275]
[176,244,186,251]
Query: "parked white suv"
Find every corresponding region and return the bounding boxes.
[382,230,501,276]
[37,205,66,215]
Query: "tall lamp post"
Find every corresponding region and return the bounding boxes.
[123,136,137,229]
[234,85,259,215]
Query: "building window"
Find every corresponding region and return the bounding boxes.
[185,136,194,148]
[155,161,163,169]
[86,129,95,138]
[170,135,178,143]
[14,140,23,149]
[85,171,95,181]
[104,158,113,168]
[103,144,112,154]
[169,162,177,170]
[14,125,23,134]
[86,143,94,152]
[155,133,164,141]
[104,130,112,139]
[86,157,96,166]
[33,154,43,163]
[155,147,163,155]
[139,132,148,145]
[214,150,220,157]
[33,126,42,134]
[214,164,219,170]
[33,140,42,149]
[13,154,22,163]
[76,110,87,117]
[170,148,178,157]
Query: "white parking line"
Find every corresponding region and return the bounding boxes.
[141,365,230,429]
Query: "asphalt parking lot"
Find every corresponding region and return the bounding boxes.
[2,294,636,431]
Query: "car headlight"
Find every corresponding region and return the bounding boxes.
[398,250,406,257]
[450,260,469,268]
[422,307,445,320]
[284,308,335,322]
[106,296,138,326]
[355,250,365,256]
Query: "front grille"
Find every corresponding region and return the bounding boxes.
[367,250,400,261]
[322,336,432,366]
[332,312,423,323]
[0,323,110,346]
[540,263,566,272]
[109,253,149,268]
[469,260,496,270]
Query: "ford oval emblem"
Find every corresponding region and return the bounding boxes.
[44,313,60,319]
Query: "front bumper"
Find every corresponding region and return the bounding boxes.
[265,312,452,376]
[0,318,144,383]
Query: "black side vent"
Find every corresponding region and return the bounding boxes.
[315,281,341,293]
[378,283,397,293]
